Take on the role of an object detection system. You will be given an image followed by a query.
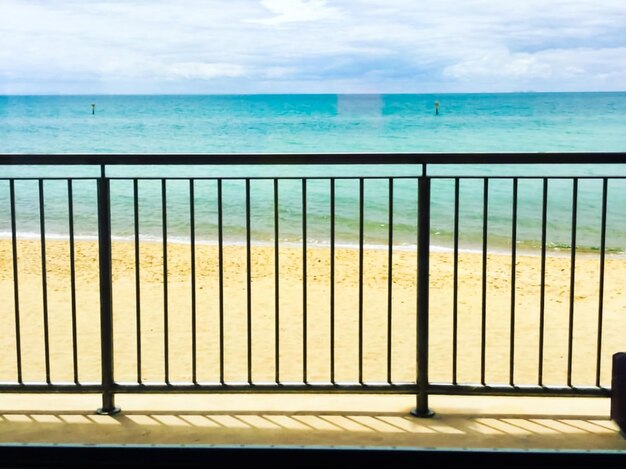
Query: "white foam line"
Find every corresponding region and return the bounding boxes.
[0,230,622,258]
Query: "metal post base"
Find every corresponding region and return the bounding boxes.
[410,407,435,418]
[96,406,121,416]
[96,392,120,416]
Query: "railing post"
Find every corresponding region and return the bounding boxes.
[96,170,120,415]
[611,352,626,433]
[412,171,434,418]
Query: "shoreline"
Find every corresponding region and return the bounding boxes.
[0,231,623,259]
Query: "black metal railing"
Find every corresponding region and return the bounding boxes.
[0,153,625,416]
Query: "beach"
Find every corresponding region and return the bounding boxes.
[0,238,624,388]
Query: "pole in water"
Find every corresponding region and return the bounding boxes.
[434,99,439,116]
[91,103,96,115]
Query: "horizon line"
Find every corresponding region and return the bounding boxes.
[2,90,626,97]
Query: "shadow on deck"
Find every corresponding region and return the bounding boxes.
[0,394,624,467]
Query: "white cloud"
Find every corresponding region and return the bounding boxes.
[444,50,554,81]
[443,47,626,91]
[0,0,625,93]
[248,0,342,25]
[262,66,299,78]
[168,63,249,80]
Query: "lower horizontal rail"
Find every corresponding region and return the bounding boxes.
[0,383,609,398]
[0,384,103,393]
[111,383,418,394]
[428,383,610,398]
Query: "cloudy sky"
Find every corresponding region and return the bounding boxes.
[1,0,625,94]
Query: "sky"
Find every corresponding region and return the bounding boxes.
[1,0,625,94]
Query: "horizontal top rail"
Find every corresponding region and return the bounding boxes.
[3,175,625,181]
[0,152,625,165]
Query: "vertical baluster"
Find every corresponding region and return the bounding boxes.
[480,178,489,385]
[39,179,51,384]
[595,178,608,387]
[302,179,308,384]
[68,180,79,384]
[9,180,22,384]
[273,179,280,383]
[190,179,197,384]
[567,178,578,387]
[509,178,518,386]
[452,178,460,385]
[246,179,253,384]
[387,178,394,384]
[217,179,225,384]
[133,180,142,384]
[538,179,549,385]
[162,179,169,384]
[358,178,364,384]
[329,178,335,384]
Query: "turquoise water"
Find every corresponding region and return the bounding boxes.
[0,93,625,253]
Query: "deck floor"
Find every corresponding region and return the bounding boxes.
[0,394,624,451]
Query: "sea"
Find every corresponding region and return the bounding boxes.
[0,93,625,255]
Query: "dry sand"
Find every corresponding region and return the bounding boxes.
[0,239,625,388]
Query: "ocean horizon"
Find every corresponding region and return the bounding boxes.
[1,92,625,254]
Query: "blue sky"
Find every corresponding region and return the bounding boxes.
[1,0,625,94]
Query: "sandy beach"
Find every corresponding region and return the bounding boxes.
[0,239,624,388]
